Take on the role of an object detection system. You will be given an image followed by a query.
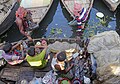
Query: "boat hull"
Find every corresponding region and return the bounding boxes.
[0,1,20,35]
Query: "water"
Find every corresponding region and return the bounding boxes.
[0,0,120,42]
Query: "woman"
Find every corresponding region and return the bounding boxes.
[2,42,25,65]
[26,40,49,69]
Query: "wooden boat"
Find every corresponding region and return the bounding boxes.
[0,0,20,35]
[102,0,120,11]
[0,38,82,84]
[60,0,94,28]
[20,0,54,28]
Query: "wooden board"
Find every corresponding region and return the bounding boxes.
[20,0,54,25]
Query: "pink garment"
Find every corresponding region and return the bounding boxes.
[73,3,83,16]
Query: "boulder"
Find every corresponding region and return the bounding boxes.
[0,0,9,4]
[0,5,4,10]
[103,0,120,11]
[88,31,120,84]
[48,41,80,53]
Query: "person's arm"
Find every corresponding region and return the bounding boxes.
[64,63,74,73]
[16,18,33,41]
[16,18,27,36]
[35,44,48,49]
[11,41,22,51]
[54,63,74,74]
[13,47,25,61]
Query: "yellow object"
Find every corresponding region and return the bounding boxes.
[65,49,75,52]
[28,60,42,66]
[26,50,47,68]
[65,49,75,61]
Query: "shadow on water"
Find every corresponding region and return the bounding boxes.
[43,1,76,38]
[32,0,59,39]
[60,1,78,38]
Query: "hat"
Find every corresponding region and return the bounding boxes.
[35,41,41,46]
[57,51,66,62]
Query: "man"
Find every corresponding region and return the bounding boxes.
[15,7,38,41]
[73,3,88,31]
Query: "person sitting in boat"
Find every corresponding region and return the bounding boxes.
[26,40,50,69]
[2,42,26,65]
[15,7,38,41]
[51,51,74,79]
[74,3,88,31]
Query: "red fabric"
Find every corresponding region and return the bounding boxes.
[78,25,82,29]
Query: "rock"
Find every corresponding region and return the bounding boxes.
[0,0,9,4]
[3,7,9,13]
[0,5,4,10]
[103,0,120,11]
[0,81,5,84]
[87,31,120,84]
[5,3,11,8]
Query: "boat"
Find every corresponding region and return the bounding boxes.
[20,0,54,29]
[60,0,94,28]
[0,37,97,84]
[0,38,82,84]
[0,0,20,35]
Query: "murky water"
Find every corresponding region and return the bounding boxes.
[0,0,120,42]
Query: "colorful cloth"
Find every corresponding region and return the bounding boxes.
[26,49,48,68]
[0,50,21,62]
[76,8,88,29]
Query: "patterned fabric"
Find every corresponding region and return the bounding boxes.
[76,8,88,29]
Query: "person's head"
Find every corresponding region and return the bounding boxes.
[3,42,12,53]
[16,7,27,19]
[28,46,35,56]
[57,51,66,62]
[41,40,47,46]
[73,3,83,16]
